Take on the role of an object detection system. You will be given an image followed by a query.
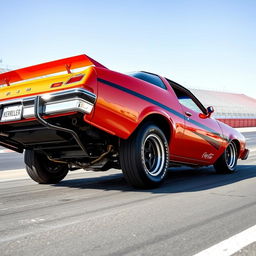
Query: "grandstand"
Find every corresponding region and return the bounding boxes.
[0,68,7,73]
[191,89,256,128]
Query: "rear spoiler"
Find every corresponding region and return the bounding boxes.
[0,54,107,86]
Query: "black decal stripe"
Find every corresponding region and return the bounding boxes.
[98,78,184,119]
[97,78,221,138]
[191,131,221,150]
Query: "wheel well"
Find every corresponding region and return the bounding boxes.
[232,139,240,156]
[134,114,172,141]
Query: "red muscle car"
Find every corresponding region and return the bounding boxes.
[0,54,249,188]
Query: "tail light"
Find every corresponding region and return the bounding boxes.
[66,74,84,84]
[51,82,63,88]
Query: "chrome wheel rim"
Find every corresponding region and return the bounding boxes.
[225,142,237,169]
[143,134,165,176]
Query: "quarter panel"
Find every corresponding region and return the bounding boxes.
[90,68,185,143]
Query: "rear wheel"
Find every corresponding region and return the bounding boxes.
[24,150,69,184]
[120,123,169,188]
[214,141,238,174]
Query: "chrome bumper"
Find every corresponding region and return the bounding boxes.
[0,88,96,122]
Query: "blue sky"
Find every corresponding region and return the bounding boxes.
[1,0,256,98]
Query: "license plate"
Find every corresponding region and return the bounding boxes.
[1,105,22,122]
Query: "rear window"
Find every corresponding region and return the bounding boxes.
[129,72,166,89]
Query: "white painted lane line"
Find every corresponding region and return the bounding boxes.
[193,225,256,256]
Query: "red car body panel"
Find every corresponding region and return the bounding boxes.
[0,55,248,167]
[85,66,247,165]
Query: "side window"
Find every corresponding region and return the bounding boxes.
[178,95,202,113]
[170,84,203,113]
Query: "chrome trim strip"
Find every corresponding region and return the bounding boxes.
[23,98,93,118]
[0,88,96,122]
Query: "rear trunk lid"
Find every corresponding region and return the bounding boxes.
[0,54,107,101]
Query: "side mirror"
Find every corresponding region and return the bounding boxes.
[206,106,214,117]
[199,106,214,119]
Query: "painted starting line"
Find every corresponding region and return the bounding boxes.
[193,224,256,256]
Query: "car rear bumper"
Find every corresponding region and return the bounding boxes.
[0,88,96,123]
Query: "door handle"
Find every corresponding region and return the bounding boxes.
[185,111,192,117]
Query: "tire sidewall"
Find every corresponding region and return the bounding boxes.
[225,142,237,172]
[135,124,169,184]
[25,150,68,184]
[214,141,238,174]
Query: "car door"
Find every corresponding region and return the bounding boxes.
[169,83,224,164]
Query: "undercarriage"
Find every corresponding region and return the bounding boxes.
[0,113,120,172]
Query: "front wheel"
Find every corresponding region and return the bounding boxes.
[24,150,69,184]
[120,123,169,188]
[214,141,238,174]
